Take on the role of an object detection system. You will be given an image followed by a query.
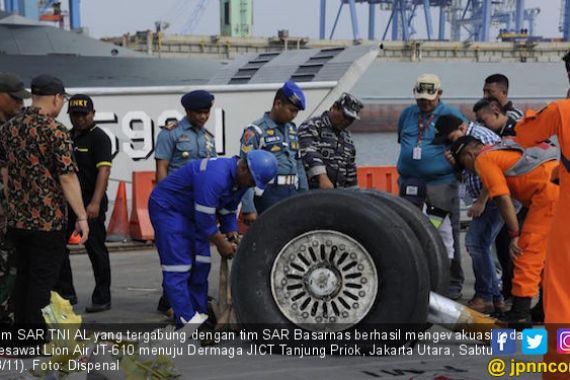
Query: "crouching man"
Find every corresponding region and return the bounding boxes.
[450,135,559,324]
[149,151,278,328]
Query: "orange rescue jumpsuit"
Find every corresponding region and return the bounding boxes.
[475,149,559,299]
[515,101,569,380]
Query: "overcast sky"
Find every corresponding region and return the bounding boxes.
[75,1,561,41]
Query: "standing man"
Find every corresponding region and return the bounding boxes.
[474,95,530,310]
[396,73,467,300]
[155,90,216,182]
[483,74,523,122]
[55,95,113,313]
[0,73,29,234]
[0,75,89,331]
[149,151,277,328]
[239,80,308,224]
[451,135,559,323]
[154,89,216,314]
[298,92,363,189]
[0,73,30,322]
[433,115,505,313]
[515,102,570,377]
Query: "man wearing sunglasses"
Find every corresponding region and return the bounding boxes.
[397,73,467,301]
[0,73,29,124]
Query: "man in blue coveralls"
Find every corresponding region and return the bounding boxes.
[239,80,308,225]
[148,151,278,327]
[154,89,216,314]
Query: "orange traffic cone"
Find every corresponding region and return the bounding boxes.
[68,231,81,245]
[107,181,130,242]
[129,171,155,241]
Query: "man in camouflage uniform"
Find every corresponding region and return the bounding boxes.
[298,93,363,189]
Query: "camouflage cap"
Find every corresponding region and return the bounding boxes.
[336,92,364,120]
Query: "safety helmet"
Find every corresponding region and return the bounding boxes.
[246,150,278,196]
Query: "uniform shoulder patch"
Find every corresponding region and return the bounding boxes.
[162,120,178,131]
[243,128,257,145]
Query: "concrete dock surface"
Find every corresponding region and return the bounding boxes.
[1,234,543,379]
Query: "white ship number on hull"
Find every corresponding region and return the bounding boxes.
[94,109,225,161]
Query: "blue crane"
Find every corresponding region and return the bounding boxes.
[181,0,210,35]
[3,0,81,29]
[317,0,552,42]
[562,0,570,40]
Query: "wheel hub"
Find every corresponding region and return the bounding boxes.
[306,265,340,299]
[270,230,379,332]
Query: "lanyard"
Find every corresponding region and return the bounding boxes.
[417,114,434,146]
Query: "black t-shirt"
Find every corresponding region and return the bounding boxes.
[498,118,517,137]
[71,125,112,203]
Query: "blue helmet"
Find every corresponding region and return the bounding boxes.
[246,150,278,196]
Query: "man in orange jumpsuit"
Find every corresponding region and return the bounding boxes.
[450,135,559,324]
[515,101,569,379]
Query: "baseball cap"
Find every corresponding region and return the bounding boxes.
[68,94,94,114]
[433,114,464,145]
[0,73,31,99]
[281,80,306,110]
[30,74,68,97]
[399,177,427,208]
[336,92,364,120]
[181,90,214,111]
[414,73,441,101]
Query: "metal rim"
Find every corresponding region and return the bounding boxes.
[270,230,378,331]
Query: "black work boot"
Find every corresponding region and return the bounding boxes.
[501,296,532,329]
[530,298,544,324]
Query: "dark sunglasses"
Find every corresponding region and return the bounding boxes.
[414,83,438,95]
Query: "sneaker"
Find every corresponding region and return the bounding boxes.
[466,296,494,314]
[530,301,544,324]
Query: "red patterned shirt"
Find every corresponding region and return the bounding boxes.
[0,107,77,231]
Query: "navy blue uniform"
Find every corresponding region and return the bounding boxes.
[155,116,217,173]
[239,112,307,214]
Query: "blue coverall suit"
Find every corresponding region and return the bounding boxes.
[148,157,245,326]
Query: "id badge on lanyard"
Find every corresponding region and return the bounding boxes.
[414,114,434,160]
[413,146,422,160]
